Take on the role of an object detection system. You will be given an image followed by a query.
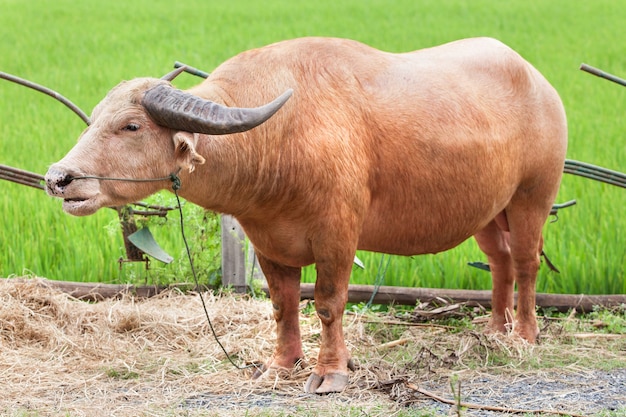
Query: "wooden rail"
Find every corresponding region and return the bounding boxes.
[7,277,625,313]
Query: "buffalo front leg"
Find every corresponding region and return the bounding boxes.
[304,256,354,394]
[252,254,305,379]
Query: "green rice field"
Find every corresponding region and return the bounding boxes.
[1,0,625,294]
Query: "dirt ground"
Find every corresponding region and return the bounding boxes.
[0,278,624,416]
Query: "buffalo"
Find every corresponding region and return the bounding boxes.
[45,37,567,393]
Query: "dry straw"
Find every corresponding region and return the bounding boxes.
[0,278,623,416]
[0,279,391,416]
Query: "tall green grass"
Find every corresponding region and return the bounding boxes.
[1,0,625,294]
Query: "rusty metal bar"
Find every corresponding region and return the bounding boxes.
[580,63,626,88]
[0,170,43,185]
[0,164,179,215]
[0,164,44,181]
[0,173,43,190]
[0,69,178,267]
[174,61,210,79]
[564,159,626,189]
[550,200,576,216]
[0,164,44,189]
[0,71,90,125]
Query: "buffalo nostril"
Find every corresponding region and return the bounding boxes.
[45,168,76,195]
[56,174,74,188]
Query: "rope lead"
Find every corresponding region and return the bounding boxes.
[171,179,254,371]
[170,172,181,191]
[71,168,254,372]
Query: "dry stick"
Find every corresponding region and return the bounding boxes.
[377,338,411,350]
[572,333,625,339]
[406,382,587,417]
[364,319,454,329]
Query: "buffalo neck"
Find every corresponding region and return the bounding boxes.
[176,129,300,220]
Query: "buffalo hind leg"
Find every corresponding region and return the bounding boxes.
[474,211,515,335]
[506,204,544,343]
[475,207,545,343]
[252,254,305,379]
[506,184,556,343]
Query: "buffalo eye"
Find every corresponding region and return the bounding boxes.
[123,123,140,132]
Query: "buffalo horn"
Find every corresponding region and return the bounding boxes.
[142,85,293,135]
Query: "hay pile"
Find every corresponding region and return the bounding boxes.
[0,279,275,415]
[0,279,393,416]
[1,278,623,416]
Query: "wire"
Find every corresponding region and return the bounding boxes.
[71,170,258,372]
[171,174,257,371]
[366,254,391,309]
[170,180,245,369]
[70,173,177,183]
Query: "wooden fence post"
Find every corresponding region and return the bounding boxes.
[247,242,266,283]
[220,215,247,293]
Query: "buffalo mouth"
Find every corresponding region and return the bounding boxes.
[61,196,100,216]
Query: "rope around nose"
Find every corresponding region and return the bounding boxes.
[70,170,257,371]
[70,170,182,190]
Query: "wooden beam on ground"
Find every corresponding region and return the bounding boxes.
[4,278,625,312]
[15,278,165,301]
[263,283,626,313]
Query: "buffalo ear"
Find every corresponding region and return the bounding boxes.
[173,132,205,173]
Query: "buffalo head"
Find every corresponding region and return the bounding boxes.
[45,71,292,216]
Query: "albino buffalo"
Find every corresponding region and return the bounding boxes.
[45,37,567,393]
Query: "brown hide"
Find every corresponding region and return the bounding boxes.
[45,37,568,394]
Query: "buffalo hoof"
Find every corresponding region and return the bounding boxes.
[486,320,508,335]
[513,322,539,344]
[251,363,294,380]
[485,321,538,344]
[304,372,349,394]
[251,358,308,380]
[304,358,355,393]
[251,363,269,380]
